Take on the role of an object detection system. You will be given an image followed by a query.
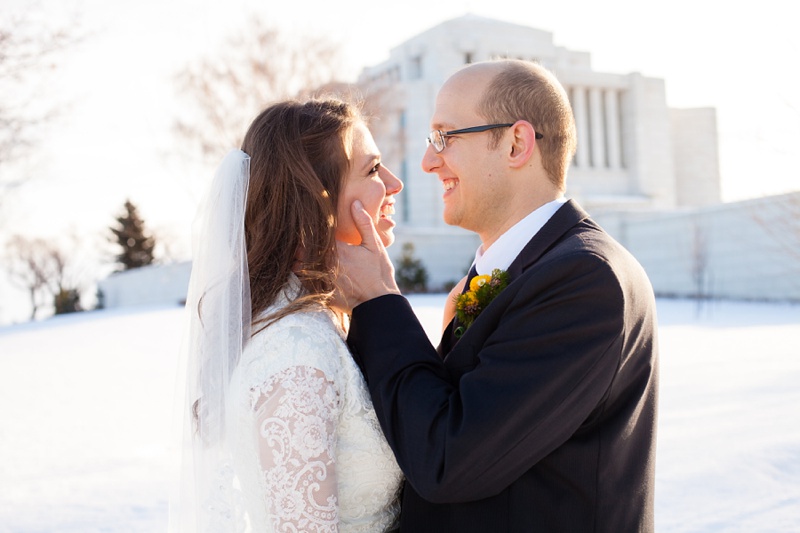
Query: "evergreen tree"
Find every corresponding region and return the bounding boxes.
[395,242,428,293]
[109,199,156,271]
[54,288,82,315]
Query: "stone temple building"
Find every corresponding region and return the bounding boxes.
[358,14,721,289]
[99,16,799,308]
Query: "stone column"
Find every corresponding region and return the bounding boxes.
[589,87,606,168]
[604,89,622,169]
[572,87,590,168]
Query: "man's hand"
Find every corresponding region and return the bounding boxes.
[335,200,401,311]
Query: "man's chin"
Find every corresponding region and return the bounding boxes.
[442,207,461,228]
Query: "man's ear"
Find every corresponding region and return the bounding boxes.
[507,120,537,168]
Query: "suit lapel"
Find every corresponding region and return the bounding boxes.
[507,200,590,278]
[439,200,591,359]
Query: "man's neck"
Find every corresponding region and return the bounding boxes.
[474,197,567,274]
[478,194,563,250]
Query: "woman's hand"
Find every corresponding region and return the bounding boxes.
[442,275,467,332]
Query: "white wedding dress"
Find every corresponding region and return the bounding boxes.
[227,278,403,532]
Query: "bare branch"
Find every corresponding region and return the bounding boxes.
[0,9,84,204]
[751,193,800,262]
[4,235,57,320]
[171,18,346,168]
[4,233,87,320]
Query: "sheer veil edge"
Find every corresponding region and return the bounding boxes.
[170,149,252,532]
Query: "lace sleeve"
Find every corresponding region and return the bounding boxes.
[251,365,341,532]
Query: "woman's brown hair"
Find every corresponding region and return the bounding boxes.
[240,98,360,332]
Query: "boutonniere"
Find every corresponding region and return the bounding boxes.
[453,268,510,338]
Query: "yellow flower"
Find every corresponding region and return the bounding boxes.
[469,274,492,292]
[453,269,511,338]
[463,292,478,306]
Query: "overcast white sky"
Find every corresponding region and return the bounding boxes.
[1,0,799,322]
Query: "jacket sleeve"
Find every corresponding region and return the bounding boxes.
[347,250,626,503]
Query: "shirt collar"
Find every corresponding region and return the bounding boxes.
[473,198,567,276]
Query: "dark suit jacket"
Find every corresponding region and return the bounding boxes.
[347,200,658,532]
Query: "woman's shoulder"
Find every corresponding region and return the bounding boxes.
[242,305,346,385]
[254,303,343,343]
[252,275,344,342]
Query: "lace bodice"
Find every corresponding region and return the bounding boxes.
[228,291,402,532]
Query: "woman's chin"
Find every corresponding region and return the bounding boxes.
[379,230,395,248]
[377,217,397,247]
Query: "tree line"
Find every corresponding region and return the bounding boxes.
[4,200,157,319]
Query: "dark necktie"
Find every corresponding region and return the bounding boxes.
[452,264,479,338]
[461,264,478,296]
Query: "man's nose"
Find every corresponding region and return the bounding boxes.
[421,144,441,174]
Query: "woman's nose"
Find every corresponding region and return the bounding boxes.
[380,165,403,195]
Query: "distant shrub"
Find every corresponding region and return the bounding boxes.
[395,242,428,293]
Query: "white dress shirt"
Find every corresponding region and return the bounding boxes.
[472,198,567,276]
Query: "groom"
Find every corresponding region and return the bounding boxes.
[337,59,658,532]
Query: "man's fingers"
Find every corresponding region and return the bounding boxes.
[351,200,383,250]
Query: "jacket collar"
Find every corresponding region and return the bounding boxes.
[506,199,591,279]
[438,200,591,357]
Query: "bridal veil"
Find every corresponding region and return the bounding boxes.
[171,149,251,532]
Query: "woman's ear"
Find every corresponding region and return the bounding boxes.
[508,120,537,168]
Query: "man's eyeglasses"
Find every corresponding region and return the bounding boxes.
[425,123,543,153]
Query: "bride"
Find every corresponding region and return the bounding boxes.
[174,98,404,532]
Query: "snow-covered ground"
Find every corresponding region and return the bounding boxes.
[1,297,798,532]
